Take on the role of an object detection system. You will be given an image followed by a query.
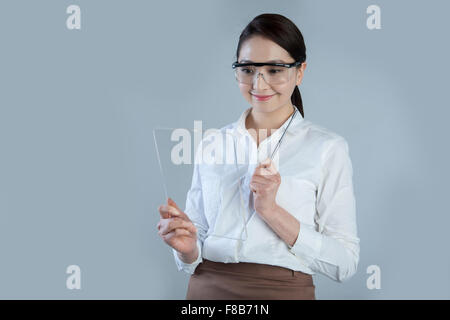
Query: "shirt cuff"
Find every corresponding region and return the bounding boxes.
[172,239,203,275]
[288,223,323,263]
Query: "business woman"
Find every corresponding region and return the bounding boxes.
[157,13,360,300]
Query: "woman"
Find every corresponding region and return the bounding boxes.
[157,13,360,300]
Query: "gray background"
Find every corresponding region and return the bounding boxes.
[0,0,449,299]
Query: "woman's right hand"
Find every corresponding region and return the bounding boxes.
[157,197,198,257]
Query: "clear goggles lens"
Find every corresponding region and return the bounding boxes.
[235,65,296,85]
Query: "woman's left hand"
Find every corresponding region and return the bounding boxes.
[250,158,281,219]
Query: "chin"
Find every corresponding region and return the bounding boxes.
[250,104,277,112]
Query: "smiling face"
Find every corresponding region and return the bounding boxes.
[237,35,307,113]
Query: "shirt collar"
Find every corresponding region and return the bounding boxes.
[233,105,305,138]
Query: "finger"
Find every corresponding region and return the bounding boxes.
[261,164,275,176]
[260,158,271,167]
[254,165,275,177]
[158,205,171,219]
[167,198,190,220]
[162,228,192,241]
[260,158,278,175]
[252,169,276,181]
[258,158,272,171]
[160,224,195,237]
[168,197,182,213]
[159,204,181,219]
[251,175,273,185]
[249,181,265,193]
[167,198,193,221]
[160,218,197,236]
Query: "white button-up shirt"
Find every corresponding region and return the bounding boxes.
[172,106,360,283]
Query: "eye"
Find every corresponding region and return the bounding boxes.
[268,68,283,74]
[241,68,253,74]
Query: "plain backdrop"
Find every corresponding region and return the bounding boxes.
[0,0,449,299]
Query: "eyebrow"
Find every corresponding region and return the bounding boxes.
[239,59,287,63]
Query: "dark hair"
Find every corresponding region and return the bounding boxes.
[235,13,307,118]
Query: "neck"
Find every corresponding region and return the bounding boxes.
[246,103,295,132]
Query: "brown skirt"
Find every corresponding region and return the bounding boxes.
[186,259,316,300]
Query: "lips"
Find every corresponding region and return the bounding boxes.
[251,93,275,101]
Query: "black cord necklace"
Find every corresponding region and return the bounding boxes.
[269,105,297,160]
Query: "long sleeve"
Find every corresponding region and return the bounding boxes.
[172,160,209,275]
[288,137,360,283]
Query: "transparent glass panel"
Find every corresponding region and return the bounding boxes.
[153,127,254,241]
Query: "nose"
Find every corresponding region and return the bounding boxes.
[252,72,270,90]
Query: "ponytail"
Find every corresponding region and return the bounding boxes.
[291,85,304,118]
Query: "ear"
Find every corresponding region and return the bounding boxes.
[295,62,307,86]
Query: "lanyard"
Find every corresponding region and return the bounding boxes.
[232,105,298,243]
[269,105,297,160]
